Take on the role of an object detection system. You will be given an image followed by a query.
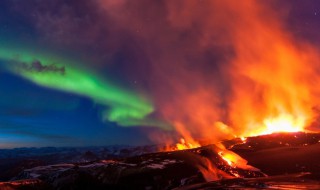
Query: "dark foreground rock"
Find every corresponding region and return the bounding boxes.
[1,132,320,190]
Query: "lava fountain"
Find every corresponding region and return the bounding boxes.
[97,0,320,182]
[156,0,320,146]
[146,0,320,181]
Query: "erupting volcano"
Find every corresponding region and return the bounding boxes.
[1,0,320,189]
[159,0,320,147]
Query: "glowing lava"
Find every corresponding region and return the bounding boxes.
[240,137,247,143]
[246,113,307,137]
[262,114,305,134]
[218,151,234,167]
[216,144,260,171]
[173,138,200,151]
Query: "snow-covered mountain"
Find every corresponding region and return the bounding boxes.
[0,145,159,181]
[0,132,320,189]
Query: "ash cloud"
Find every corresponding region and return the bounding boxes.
[6,0,320,144]
[28,60,65,74]
[9,59,66,75]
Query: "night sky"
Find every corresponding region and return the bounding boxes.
[1,0,320,148]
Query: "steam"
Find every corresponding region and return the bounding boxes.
[96,0,320,142]
[4,0,318,182]
[3,0,320,144]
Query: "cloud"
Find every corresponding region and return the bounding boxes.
[3,0,320,145]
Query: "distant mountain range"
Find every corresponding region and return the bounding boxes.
[0,145,160,181]
[0,132,320,189]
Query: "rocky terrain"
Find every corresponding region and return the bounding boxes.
[0,145,159,181]
[0,132,320,189]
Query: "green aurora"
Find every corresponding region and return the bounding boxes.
[0,46,168,129]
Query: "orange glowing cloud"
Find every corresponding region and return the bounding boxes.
[97,0,320,146]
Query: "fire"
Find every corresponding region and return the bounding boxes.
[148,0,320,146]
[164,122,201,151]
[262,114,305,134]
[216,144,260,172]
[102,1,320,176]
[243,113,307,137]
[176,138,200,150]
[224,0,320,138]
[240,137,247,143]
[160,137,200,152]
[218,151,234,167]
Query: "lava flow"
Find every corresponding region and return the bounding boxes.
[175,138,200,150]
[146,0,320,149]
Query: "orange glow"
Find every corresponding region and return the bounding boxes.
[197,157,221,181]
[224,1,319,137]
[240,137,247,143]
[0,179,41,186]
[175,138,200,150]
[162,137,200,151]
[218,151,234,166]
[261,114,305,135]
[159,0,320,144]
[240,114,308,137]
[162,122,201,151]
[97,1,320,182]
[216,144,259,171]
[196,156,233,181]
[99,0,320,152]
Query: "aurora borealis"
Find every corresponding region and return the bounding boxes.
[0,45,164,128]
[1,0,320,148]
[0,42,169,147]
